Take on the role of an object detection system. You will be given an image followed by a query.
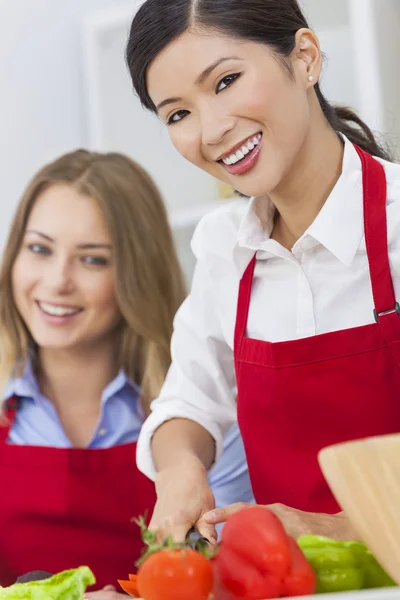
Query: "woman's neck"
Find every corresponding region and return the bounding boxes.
[36,337,119,413]
[270,113,345,250]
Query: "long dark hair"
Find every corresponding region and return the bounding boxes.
[126,0,390,160]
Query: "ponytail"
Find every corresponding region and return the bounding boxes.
[315,84,391,161]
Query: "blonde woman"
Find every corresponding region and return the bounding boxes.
[0,150,253,598]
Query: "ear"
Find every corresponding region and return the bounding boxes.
[292,28,322,88]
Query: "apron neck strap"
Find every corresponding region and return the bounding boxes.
[354,145,398,321]
[234,254,256,360]
[0,396,19,442]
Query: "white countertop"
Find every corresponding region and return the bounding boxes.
[287,589,400,599]
[135,589,400,600]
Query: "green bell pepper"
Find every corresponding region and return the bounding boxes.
[297,535,396,594]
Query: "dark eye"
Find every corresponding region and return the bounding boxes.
[167,110,190,126]
[216,73,241,93]
[82,256,109,266]
[28,244,51,256]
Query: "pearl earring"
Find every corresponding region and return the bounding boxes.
[308,75,314,82]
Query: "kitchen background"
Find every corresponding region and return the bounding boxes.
[0,0,399,283]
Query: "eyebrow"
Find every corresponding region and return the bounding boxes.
[25,230,112,250]
[156,56,240,112]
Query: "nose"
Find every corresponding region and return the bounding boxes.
[200,103,236,147]
[43,256,75,295]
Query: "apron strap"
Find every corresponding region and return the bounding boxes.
[234,254,256,367]
[355,146,398,320]
[355,146,400,357]
[0,396,19,442]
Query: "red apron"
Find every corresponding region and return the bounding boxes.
[235,146,400,513]
[0,401,156,589]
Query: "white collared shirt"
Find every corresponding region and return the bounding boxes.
[137,137,400,480]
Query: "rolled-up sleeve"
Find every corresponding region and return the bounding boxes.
[136,215,238,481]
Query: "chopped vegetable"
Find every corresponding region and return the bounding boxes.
[0,566,94,599]
[118,577,140,597]
[298,535,396,593]
[211,506,316,599]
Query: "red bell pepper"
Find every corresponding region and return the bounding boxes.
[282,537,316,597]
[212,506,316,599]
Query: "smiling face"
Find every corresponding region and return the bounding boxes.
[147,30,315,198]
[11,184,120,352]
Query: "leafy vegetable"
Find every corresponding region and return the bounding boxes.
[0,566,95,600]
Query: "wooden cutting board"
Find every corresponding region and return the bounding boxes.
[318,433,400,585]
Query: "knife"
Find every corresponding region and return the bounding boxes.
[185,527,210,550]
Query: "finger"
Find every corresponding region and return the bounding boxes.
[103,585,116,591]
[195,519,218,545]
[203,502,250,524]
[149,516,194,543]
[170,523,193,543]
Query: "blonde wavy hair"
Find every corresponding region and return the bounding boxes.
[0,150,186,412]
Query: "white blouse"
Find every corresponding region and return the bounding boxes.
[137,137,400,480]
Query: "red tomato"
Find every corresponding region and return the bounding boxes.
[137,548,213,600]
[118,579,140,597]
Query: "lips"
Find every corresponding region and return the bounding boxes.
[218,133,263,177]
[219,133,262,166]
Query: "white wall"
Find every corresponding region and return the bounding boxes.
[1,0,399,253]
[0,0,137,248]
[373,0,400,150]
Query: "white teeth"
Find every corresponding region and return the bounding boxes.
[39,302,81,317]
[222,133,262,166]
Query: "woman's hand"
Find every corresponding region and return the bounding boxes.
[203,502,360,540]
[149,452,218,544]
[85,585,130,599]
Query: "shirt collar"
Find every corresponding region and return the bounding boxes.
[234,136,364,271]
[306,138,363,267]
[5,358,140,405]
[5,359,39,401]
[101,370,140,404]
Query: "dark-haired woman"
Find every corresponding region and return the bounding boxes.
[126,0,400,543]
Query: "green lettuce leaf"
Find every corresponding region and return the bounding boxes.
[0,566,95,599]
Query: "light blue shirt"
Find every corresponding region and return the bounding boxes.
[5,363,254,510]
